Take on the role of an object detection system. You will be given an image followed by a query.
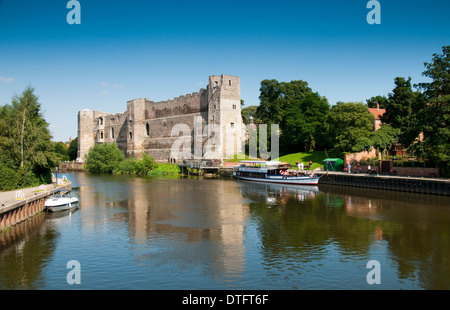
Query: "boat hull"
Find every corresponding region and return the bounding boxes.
[233,173,320,186]
[45,199,79,212]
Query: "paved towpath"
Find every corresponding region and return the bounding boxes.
[0,180,68,210]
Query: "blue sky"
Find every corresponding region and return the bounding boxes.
[0,0,449,142]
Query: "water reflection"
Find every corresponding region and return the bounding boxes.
[0,212,56,289]
[1,172,450,289]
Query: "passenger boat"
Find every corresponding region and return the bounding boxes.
[232,160,320,186]
[45,189,79,212]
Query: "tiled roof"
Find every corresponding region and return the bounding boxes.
[368,107,385,119]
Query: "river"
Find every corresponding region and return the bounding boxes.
[1,172,450,290]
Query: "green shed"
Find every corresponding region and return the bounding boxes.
[323,158,344,171]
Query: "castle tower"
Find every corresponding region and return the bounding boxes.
[207,75,243,160]
[77,109,112,162]
[126,98,148,158]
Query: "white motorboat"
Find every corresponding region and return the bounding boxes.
[45,189,79,212]
[233,160,321,186]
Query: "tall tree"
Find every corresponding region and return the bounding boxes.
[282,92,330,152]
[256,79,312,127]
[366,95,388,109]
[413,46,450,174]
[381,77,424,148]
[68,137,79,161]
[0,87,59,185]
[241,105,260,125]
[325,102,375,154]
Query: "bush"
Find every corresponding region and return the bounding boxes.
[148,163,180,176]
[0,165,19,191]
[116,157,140,175]
[18,169,39,188]
[84,143,124,173]
[137,153,158,175]
[116,153,159,175]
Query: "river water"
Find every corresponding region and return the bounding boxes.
[1,172,450,290]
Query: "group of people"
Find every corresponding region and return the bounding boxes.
[279,169,315,178]
[347,163,373,174]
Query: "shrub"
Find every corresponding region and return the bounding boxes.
[18,169,39,188]
[147,163,180,176]
[136,153,158,175]
[116,157,140,175]
[0,165,19,191]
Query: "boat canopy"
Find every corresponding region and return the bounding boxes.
[238,160,283,165]
[53,189,72,193]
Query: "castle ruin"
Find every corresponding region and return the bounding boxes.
[77,74,243,163]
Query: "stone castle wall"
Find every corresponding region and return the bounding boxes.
[77,75,243,163]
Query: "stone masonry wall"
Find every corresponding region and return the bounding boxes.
[77,75,242,163]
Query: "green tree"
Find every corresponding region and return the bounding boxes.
[282,92,330,152]
[84,142,124,173]
[366,95,388,109]
[370,124,401,157]
[68,137,78,161]
[53,141,69,162]
[256,79,312,126]
[326,102,375,154]
[381,77,424,148]
[0,87,59,187]
[241,105,260,125]
[413,46,450,175]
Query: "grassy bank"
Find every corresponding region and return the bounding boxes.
[224,151,341,171]
[147,163,181,176]
[274,151,340,170]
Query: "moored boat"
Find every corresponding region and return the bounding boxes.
[45,189,79,212]
[233,160,320,185]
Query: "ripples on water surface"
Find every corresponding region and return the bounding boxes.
[1,172,450,289]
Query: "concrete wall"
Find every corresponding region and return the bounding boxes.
[318,173,450,196]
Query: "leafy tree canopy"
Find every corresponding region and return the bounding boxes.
[326,101,375,154]
[0,87,59,188]
[256,79,312,126]
[282,92,330,152]
[366,95,388,109]
[84,142,125,173]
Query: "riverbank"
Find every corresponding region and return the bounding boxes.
[0,178,72,231]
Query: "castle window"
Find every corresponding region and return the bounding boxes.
[129,132,132,140]
[212,115,215,121]
[214,105,216,109]
[100,131,104,139]
[229,80,231,86]
[99,118,104,125]
[111,128,114,139]
[215,81,218,87]
[230,122,235,129]
[232,104,236,109]
[146,123,150,136]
